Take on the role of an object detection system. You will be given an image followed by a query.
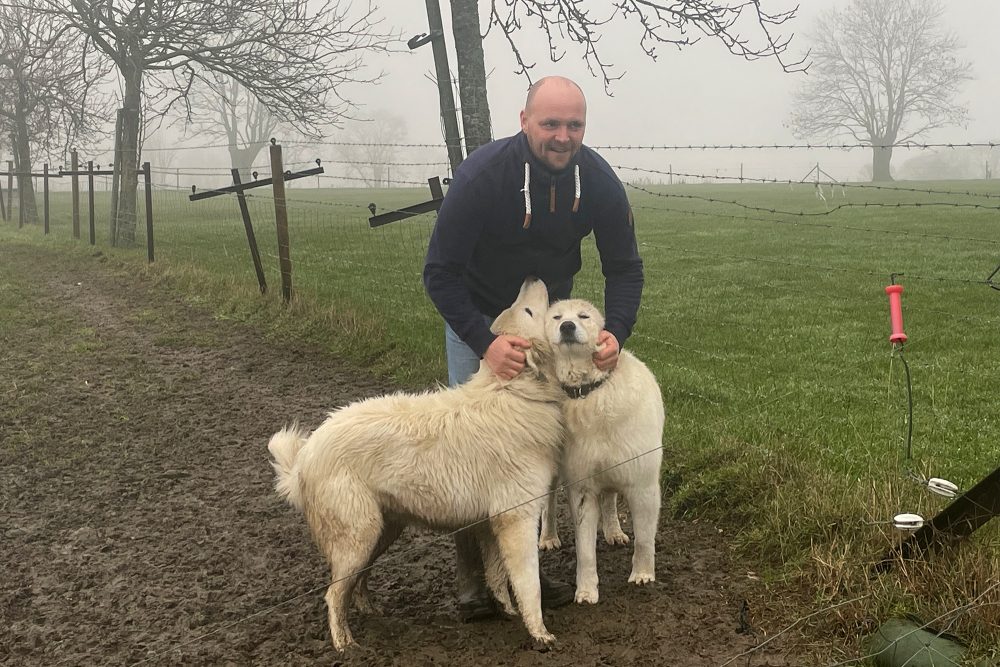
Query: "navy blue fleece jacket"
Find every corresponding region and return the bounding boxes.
[423,131,644,358]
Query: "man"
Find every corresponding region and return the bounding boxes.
[423,75,644,620]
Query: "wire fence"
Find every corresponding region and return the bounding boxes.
[3,140,999,665]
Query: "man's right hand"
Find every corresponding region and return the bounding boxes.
[484,335,532,380]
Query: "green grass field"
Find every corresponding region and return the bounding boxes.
[3,178,999,659]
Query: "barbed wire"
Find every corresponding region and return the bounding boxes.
[77,139,999,153]
[642,240,992,286]
[631,203,1000,246]
[625,182,1000,217]
[595,141,1000,151]
[615,165,1000,200]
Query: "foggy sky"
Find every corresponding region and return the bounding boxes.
[115,1,1000,185]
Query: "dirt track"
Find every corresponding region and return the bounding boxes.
[1,244,793,666]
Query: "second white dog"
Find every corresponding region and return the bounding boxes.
[540,298,665,604]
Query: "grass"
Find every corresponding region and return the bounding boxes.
[3,178,999,661]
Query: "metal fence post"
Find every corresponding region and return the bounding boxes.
[43,163,49,234]
[71,150,80,239]
[88,160,96,244]
[142,162,154,262]
[231,168,267,294]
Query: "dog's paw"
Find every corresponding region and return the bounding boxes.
[538,535,562,551]
[574,588,599,604]
[628,571,655,586]
[603,530,630,546]
[529,632,557,652]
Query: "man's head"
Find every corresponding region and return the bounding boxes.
[520,76,587,172]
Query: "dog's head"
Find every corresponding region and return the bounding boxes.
[546,298,605,350]
[489,278,558,381]
[546,298,607,385]
[491,277,550,342]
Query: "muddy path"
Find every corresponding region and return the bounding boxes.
[1,244,792,666]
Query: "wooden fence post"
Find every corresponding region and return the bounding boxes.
[43,163,49,234]
[268,141,292,302]
[88,160,96,244]
[231,168,267,294]
[71,150,80,239]
[6,160,12,220]
[0,165,6,222]
[142,162,154,262]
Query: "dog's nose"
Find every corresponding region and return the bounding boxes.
[559,321,576,335]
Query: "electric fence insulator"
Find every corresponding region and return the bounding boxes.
[893,513,924,531]
[885,284,907,344]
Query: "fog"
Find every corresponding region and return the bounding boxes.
[126,1,1000,185]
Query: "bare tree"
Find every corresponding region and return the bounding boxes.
[45,0,395,245]
[443,0,806,159]
[184,76,285,181]
[0,0,108,223]
[789,0,971,182]
[339,111,409,187]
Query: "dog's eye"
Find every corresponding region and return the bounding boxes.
[579,313,590,320]
[524,308,533,316]
[552,315,562,320]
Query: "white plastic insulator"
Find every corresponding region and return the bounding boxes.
[927,477,959,498]
[893,513,925,531]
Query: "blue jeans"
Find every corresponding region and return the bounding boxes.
[445,314,496,603]
[445,315,494,386]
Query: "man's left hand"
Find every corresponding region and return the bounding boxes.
[594,330,620,372]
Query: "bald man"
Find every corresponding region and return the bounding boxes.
[423,76,644,621]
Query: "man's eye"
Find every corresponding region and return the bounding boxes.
[579,314,590,319]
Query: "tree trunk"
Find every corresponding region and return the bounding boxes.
[227,145,264,183]
[450,0,492,154]
[12,103,38,224]
[115,63,143,246]
[871,143,894,182]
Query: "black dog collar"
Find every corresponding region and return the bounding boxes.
[562,376,609,399]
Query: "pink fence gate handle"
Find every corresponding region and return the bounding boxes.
[885,284,907,344]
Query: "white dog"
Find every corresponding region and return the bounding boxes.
[268,279,564,651]
[540,298,665,604]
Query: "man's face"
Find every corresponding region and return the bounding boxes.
[520,82,586,172]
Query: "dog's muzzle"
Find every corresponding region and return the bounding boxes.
[559,320,581,343]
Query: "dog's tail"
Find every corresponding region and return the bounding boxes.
[268,424,309,511]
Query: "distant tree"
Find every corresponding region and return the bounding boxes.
[0,0,108,223]
[446,0,805,157]
[184,76,287,182]
[338,111,409,187]
[45,0,394,245]
[789,0,971,182]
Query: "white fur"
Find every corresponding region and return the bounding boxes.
[539,298,665,604]
[268,279,565,651]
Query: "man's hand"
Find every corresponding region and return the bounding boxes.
[485,335,533,380]
[594,331,620,372]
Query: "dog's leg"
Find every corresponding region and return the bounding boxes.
[538,479,561,550]
[477,527,516,616]
[353,520,404,615]
[313,481,382,651]
[624,483,660,585]
[599,491,630,546]
[491,514,556,648]
[569,488,601,604]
